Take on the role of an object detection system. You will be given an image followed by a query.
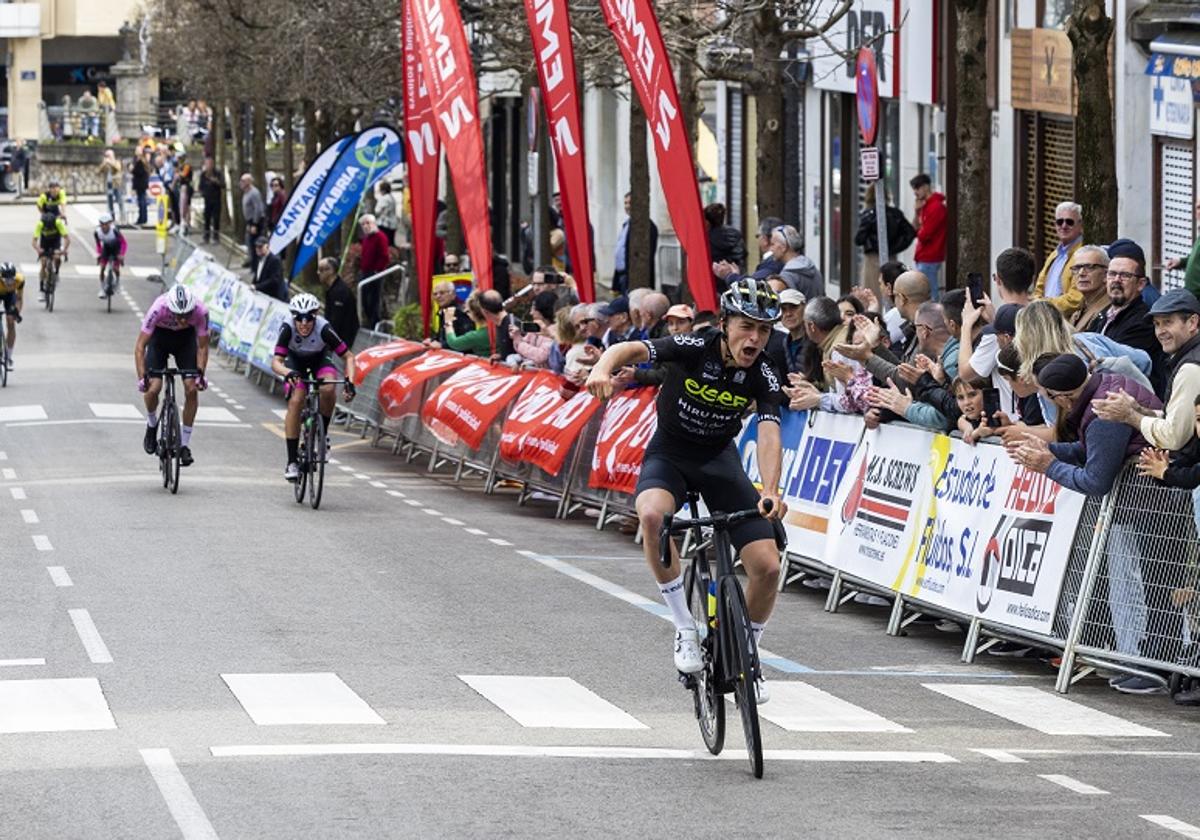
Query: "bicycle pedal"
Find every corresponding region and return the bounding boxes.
[677,672,698,689]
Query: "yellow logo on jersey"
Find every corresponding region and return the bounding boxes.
[684,377,749,409]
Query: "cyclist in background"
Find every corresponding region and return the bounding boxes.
[134,284,209,467]
[33,211,69,294]
[271,293,356,482]
[36,179,68,217]
[586,278,786,702]
[94,212,127,299]
[0,262,24,368]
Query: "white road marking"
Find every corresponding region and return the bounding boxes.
[465,528,488,536]
[272,409,288,419]
[68,609,113,664]
[4,419,252,429]
[460,675,646,729]
[756,682,911,733]
[20,509,38,524]
[0,405,47,422]
[0,659,45,667]
[139,748,221,840]
[441,517,464,526]
[32,534,52,551]
[1038,774,1109,795]
[1,468,14,480]
[46,567,73,587]
[1142,816,1200,839]
[369,481,387,488]
[10,487,26,500]
[0,677,116,733]
[222,673,385,726]
[210,743,957,763]
[89,402,143,419]
[234,404,246,410]
[488,538,513,546]
[386,490,406,498]
[127,267,161,279]
[222,397,237,405]
[422,508,443,516]
[0,450,7,459]
[193,406,240,423]
[403,499,424,507]
[970,748,1026,763]
[338,465,354,473]
[352,473,371,480]
[923,684,1168,737]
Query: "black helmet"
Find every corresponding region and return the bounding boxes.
[720,278,781,324]
[0,262,15,278]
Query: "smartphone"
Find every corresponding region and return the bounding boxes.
[967,272,985,306]
[982,388,1001,427]
[521,321,540,333]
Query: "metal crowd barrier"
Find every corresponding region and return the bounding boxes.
[335,328,408,438]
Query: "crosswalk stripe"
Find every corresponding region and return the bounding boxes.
[194,406,240,423]
[923,684,1168,737]
[0,677,116,733]
[757,682,911,732]
[221,673,385,726]
[1141,815,1200,839]
[460,675,647,730]
[0,405,47,422]
[89,403,144,419]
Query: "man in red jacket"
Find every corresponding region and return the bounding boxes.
[357,214,391,328]
[910,173,947,301]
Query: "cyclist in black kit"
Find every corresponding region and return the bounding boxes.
[586,278,785,702]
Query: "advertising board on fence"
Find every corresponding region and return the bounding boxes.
[500,374,601,476]
[378,350,471,420]
[220,288,267,361]
[250,299,291,373]
[353,339,426,385]
[589,386,658,494]
[420,363,531,450]
[782,412,863,562]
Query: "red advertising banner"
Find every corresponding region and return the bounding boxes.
[351,338,426,385]
[410,0,494,292]
[598,0,714,311]
[588,386,659,494]
[378,350,471,419]
[499,372,601,475]
[420,363,532,449]
[401,0,443,335]
[522,0,595,303]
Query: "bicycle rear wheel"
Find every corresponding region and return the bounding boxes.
[309,419,326,509]
[294,416,309,504]
[158,404,172,488]
[684,559,724,755]
[720,576,763,778]
[105,271,113,312]
[0,326,7,389]
[44,270,55,312]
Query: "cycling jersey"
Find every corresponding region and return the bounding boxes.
[141,295,210,337]
[36,191,68,215]
[275,316,347,370]
[642,331,782,448]
[95,226,125,260]
[34,218,69,248]
[0,272,24,296]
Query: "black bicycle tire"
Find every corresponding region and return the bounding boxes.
[106,270,113,312]
[168,402,182,495]
[685,560,724,755]
[721,576,763,779]
[45,271,54,312]
[294,413,309,504]
[158,402,172,488]
[309,417,325,509]
[0,325,7,389]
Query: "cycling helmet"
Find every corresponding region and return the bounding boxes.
[0,262,15,278]
[98,212,113,225]
[289,293,321,316]
[720,278,781,324]
[165,283,196,315]
[47,178,60,188]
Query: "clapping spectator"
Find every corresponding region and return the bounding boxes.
[1064,245,1111,332]
[954,377,997,444]
[713,216,784,290]
[785,297,870,415]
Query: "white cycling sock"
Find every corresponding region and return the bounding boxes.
[751,621,766,648]
[146,412,159,428]
[181,425,193,446]
[658,575,693,631]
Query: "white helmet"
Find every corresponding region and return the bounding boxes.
[98,212,113,225]
[165,284,196,315]
[289,292,321,316]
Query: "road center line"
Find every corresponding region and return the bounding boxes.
[0,658,45,667]
[32,534,53,551]
[20,509,38,524]
[68,609,113,664]
[1037,774,1109,795]
[1,468,15,480]
[140,748,221,840]
[1141,815,1200,839]
[46,567,73,587]
[10,487,25,500]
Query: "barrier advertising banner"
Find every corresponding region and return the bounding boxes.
[378,350,471,419]
[222,289,267,361]
[589,386,658,494]
[522,0,595,302]
[352,339,427,385]
[421,363,532,450]
[201,266,240,332]
[401,0,443,335]
[217,284,253,357]
[292,127,403,277]
[598,0,714,310]
[249,299,292,373]
[410,0,494,291]
[500,376,601,476]
[269,135,354,255]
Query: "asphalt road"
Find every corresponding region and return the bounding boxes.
[1,202,1200,839]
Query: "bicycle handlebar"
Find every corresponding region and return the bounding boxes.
[148,368,201,376]
[658,500,774,569]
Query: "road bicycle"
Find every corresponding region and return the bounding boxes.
[149,367,197,494]
[101,259,120,312]
[661,492,784,779]
[0,314,8,388]
[290,375,354,510]
[39,251,63,313]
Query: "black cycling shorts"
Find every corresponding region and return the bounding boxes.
[1,292,17,316]
[145,327,199,377]
[636,432,774,551]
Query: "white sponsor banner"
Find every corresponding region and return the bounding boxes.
[202,267,242,331]
[174,248,210,287]
[217,284,253,356]
[781,411,863,562]
[250,299,292,372]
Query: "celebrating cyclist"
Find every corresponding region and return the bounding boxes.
[35,179,68,217]
[134,284,209,467]
[271,293,356,482]
[586,278,785,702]
[93,212,127,299]
[33,211,69,293]
[0,262,24,369]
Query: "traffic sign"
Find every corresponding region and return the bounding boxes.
[855,47,879,146]
[860,146,880,182]
[148,174,164,199]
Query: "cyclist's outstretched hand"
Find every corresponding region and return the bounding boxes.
[758,493,785,521]
[342,382,357,402]
[585,366,614,400]
[196,374,208,391]
[136,376,149,393]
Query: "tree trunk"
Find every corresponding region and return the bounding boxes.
[282,104,295,188]
[628,94,652,291]
[232,102,246,236]
[251,102,267,193]
[953,0,991,280]
[444,175,464,258]
[1069,0,1117,243]
[752,80,786,221]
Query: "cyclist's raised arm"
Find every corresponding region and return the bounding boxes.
[591,340,650,376]
[755,418,784,519]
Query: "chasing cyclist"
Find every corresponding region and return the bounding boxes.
[134,284,209,466]
[94,212,127,299]
[0,262,24,368]
[271,293,356,482]
[35,179,68,217]
[586,278,785,702]
[33,211,69,294]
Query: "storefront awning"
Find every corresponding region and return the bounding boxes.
[1146,32,1200,78]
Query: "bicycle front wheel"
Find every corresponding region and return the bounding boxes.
[721,576,763,779]
[684,559,723,755]
[294,422,308,504]
[0,330,7,389]
[44,271,55,312]
[158,406,172,488]
[167,403,182,494]
[105,273,113,312]
[309,420,326,510]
